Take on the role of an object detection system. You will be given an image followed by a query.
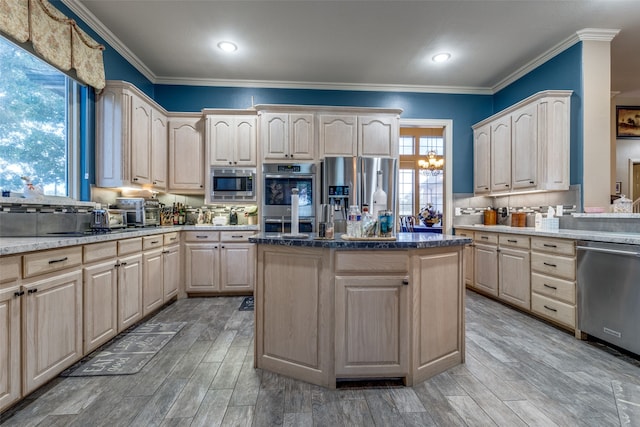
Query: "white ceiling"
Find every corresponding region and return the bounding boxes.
[65,0,640,96]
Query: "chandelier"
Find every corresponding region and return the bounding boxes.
[418,150,444,175]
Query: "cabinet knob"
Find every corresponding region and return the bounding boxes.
[200,185,204,188]
[121,262,127,266]
[28,288,38,294]
[153,181,157,185]
[133,177,138,181]
[229,161,232,165]
[529,180,535,184]
[402,277,409,285]
[221,245,225,248]
[14,291,25,297]
[114,262,121,268]
[505,184,509,187]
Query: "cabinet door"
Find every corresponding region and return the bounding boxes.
[498,247,531,309]
[208,116,234,166]
[319,115,358,157]
[0,285,21,412]
[474,243,498,296]
[23,269,83,394]
[234,116,257,166]
[455,231,475,287]
[511,103,537,190]
[335,276,408,377]
[143,248,164,316]
[358,115,398,158]
[118,253,143,332]
[95,86,130,187]
[539,95,571,190]
[163,244,181,301]
[169,117,204,192]
[289,113,315,160]
[220,243,255,291]
[490,116,511,192]
[151,108,168,190]
[185,244,219,292]
[83,260,118,353]
[473,124,491,194]
[131,95,152,185]
[261,113,288,160]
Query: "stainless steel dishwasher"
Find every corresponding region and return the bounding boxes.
[577,240,640,355]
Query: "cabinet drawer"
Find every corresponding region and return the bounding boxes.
[163,232,180,246]
[531,237,575,256]
[220,231,256,242]
[475,232,498,245]
[499,234,530,249]
[83,241,117,264]
[454,230,474,239]
[184,231,220,242]
[531,293,575,329]
[335,251,408,273]
[143,235,164,250]
[531,252,575,281]
[118,237,142,255]
[531,272,575,304]
[23,246,82,278]
[0,255,21,283]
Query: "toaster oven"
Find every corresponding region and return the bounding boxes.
[90,209,127,230]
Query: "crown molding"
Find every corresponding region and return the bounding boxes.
[61,0,156,82]
[577,28,620,42]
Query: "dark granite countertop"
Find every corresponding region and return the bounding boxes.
[248,232,471,249]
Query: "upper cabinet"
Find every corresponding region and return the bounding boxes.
[259,111,315,161]
[204,112,257,167]
[472,90,571,196]
[168,114,204,194]
[319,112,400,158]
[96,81,168,191]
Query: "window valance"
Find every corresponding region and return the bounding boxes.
[0,0,106,91]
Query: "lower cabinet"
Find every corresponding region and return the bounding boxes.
[184,231,255,294]
[454,230,475,287]
[473,232,498,296]
[497,234,531,310]
[83,259,118,354]
[143,236,165,316]
[22,269,83,394]
[0,283,21,413]
[163,243,181,301]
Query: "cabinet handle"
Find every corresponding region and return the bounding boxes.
[121,262,127,266]
[114,262,121,268]
[151,240,159,244]
[529,180,535,184]
[162,250,170,254]
[196,235,209,239]
[481,236,489,240]
[402,277,409,285]
[543,244,557,248]
[133,177,138,181]
[543,262,557,268]
[28,289,38,294]
[153,181,157,185]
[14,291,25,297]
[229,161,232,165]
[231,235,244,238]
[221,245,225,249]
[543,283,558,290]
[543,305,557,312]
[169,237,177,241]
[485,187,489,190]
[48,256,68,264]
[505,184,509,187]
[507,239,517,243]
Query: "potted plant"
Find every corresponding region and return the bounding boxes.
[418,204,442,227]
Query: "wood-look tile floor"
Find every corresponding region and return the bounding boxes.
[2,290,640,427]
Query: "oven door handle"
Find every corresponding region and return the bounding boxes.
[576,245,640,257]
[264,174,315,180]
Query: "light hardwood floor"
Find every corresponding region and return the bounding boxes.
[2,290,639,426]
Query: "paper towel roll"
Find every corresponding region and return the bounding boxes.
[291,188,299,235]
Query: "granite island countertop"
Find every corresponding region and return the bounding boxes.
[249,232,471,249]
[0,224,260,255]
[454,224,640,245]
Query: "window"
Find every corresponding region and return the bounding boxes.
[398,128,444,218]
[0,36,81,197]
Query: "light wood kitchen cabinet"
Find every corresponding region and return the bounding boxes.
[168,115,205,193]
[473,90,571,196]
[335,251,408,377]
[116,237,143,332]
[206,113,257,166]
[0,256,21,413]
[142,236,164,316]
[473,124,491,194]
[184,231,220,292]
[454,230,475,286]
[184,231,254,293]
[490,115,511,192]
[498,234,531,310]
[473,232,498,296]
[530,237,576,330]
[22,268,83,394]
[319,114,358,157]
[358,115,399,158]
[95,81,168,190]
[260,112,315,161]
[162,232,181,301]
[83,241,118,354]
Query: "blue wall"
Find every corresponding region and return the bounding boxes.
[54,1,583,196]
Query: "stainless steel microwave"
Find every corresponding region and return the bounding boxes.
[210,167,256,202]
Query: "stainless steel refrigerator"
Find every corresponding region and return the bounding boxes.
[322,157,397,222]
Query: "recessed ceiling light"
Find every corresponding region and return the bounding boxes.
[432,52,451,63]
[217,41,237,52]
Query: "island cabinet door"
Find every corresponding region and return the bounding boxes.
[335,276,409,377]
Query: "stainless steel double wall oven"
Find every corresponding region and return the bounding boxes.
[262,163,318,233]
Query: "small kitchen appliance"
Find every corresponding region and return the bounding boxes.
[90,208,127,230]
[209,167,256,203]
[115,197,160,227]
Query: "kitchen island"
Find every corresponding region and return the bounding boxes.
[249,232,471,389]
